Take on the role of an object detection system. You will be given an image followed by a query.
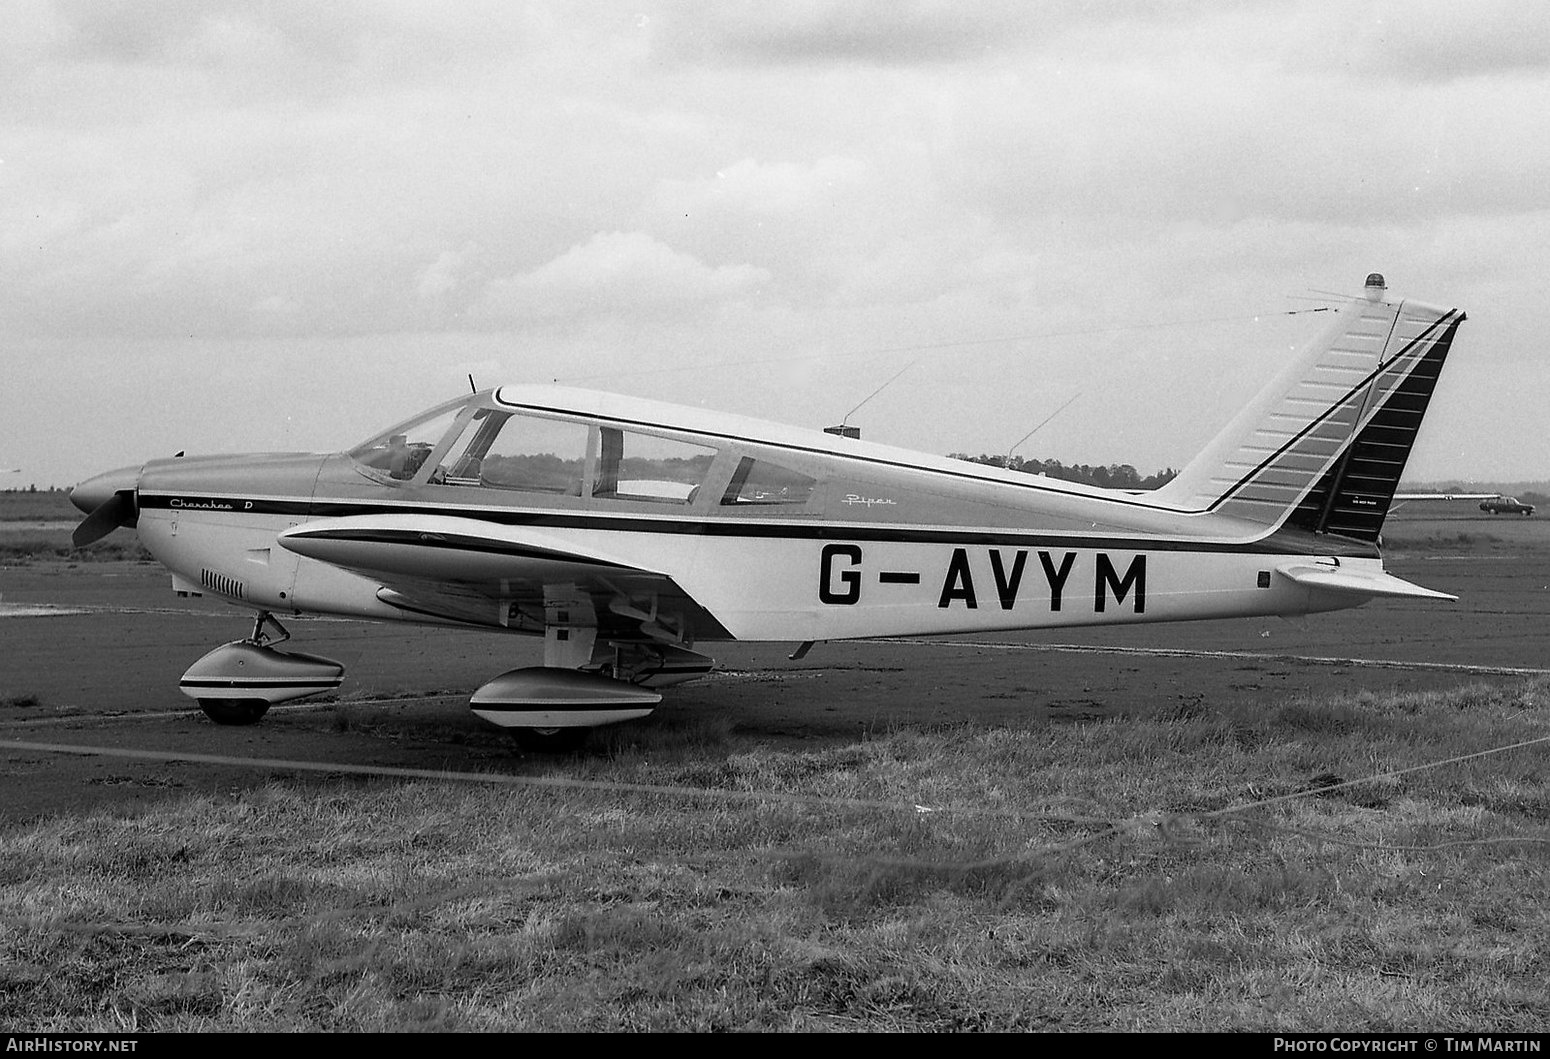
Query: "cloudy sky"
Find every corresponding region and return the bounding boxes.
[7,1,1549,490]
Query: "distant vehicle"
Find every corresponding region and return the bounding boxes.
[1479,496,1535,516]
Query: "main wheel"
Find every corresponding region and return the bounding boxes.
[511,726,589,753]
[198,698,271,726]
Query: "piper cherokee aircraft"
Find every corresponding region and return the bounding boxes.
[70,273,1466,748]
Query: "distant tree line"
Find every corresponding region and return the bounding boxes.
[950,454,1179,491]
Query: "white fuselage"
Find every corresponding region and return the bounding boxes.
[131,445,1374,646]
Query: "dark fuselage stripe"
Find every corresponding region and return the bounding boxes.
[470,701,653,712]
[284,529,632,567]
[138,493,1377,557]
[180,678,343,688]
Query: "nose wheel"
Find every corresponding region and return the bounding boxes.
[197,698,271,726]
[197,613,286,723]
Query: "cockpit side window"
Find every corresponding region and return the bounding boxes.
[435,411,591,495]
[593,428,716,504]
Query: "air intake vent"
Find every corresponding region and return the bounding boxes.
[200,568,246,600]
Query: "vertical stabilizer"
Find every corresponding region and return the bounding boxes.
[1154,275,1465,541]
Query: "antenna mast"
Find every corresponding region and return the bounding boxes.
[1003,392,1081,468]
[825,363,915,439]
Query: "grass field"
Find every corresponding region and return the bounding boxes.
[0,490,151,562]
[2,679,1546,1031]
[4,491,1548,1031]
[0,489,76,522]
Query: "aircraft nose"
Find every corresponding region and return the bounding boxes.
[70,465,141,515]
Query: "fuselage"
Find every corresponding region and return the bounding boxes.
[89,384,1387,646]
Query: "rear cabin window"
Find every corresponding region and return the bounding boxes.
[593,428,716,505]
[436,411,590,495]
[720,457,817,506]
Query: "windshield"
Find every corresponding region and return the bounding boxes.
[348,395,472,481]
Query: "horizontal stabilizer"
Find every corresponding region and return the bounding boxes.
[1275,563,1456,601]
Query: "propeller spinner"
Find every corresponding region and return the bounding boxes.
[69,466,141,547]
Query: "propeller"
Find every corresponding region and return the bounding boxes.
[69,466,142,548]
[72,490,139,547]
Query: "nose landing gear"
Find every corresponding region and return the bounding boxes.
[179,612,345,726]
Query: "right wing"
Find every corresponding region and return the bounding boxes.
[277,514,733,643]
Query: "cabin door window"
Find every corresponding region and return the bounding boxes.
[436,411,591,495]
[593,428,716,505]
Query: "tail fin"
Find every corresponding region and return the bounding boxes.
[1154,274,1466,542]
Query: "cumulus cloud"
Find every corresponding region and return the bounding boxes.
[416,248,470,300]
[654,156,870,216]
[647,0,1176,66]
[470,231,771,324]
[1307,0,1550,83]
[932,31,1550,232]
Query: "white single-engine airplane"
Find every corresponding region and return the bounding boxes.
[70,274,1466,748]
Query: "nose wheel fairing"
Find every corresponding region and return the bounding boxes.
[178,639,345,704]
[178,613,344,724]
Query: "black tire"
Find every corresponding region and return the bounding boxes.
[198,698,271,726]
[511,726,589,753]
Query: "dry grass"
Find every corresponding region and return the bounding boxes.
[1,679,1547,1031]
[0,490,152,562]
[0,490,78,521]
[0,530,153,563]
